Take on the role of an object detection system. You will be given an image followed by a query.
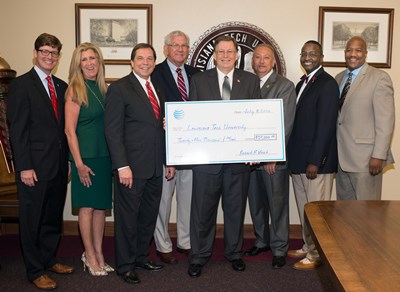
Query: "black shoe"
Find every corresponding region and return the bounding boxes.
[188,264,202,277]
[272,256,286,269]
[120,270,141,284]
[135,261,164,271]
[243,246,270,256]
[231,259,246,271]
[176,247,191,256]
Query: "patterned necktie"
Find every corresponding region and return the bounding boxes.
[339,72,352,110]
[145,81,160,119]
[222,76,231,100]
[46,75,58,119]
[300,74,309,84]
[176,68,187,101]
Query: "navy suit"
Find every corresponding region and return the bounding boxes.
[287,68,338,174]
[152,59,200,102]
[287,67,339,260]
[105,72,165,274]
[7,68,68,281]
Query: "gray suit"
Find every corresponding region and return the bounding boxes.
[248,71,296,256]
[336,63,395,200]
[189,68,260,265]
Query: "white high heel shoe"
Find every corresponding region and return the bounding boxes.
[101,263,114,272]
[81,252,108,276]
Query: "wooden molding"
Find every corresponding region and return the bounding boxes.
[2,221,303,239]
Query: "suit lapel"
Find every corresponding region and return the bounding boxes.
[129,73,160,122]
[53,77,65,122]
[184,64,195,83]
[231,69,244,100]
[261,72,277,99]
[30,69,59,123]
[345,64,368,99]
[161,60,181,99]
[296,67,324,108]
[208,69,221,100]
[340,64,368,113]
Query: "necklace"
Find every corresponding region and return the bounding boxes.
[85,82,105,111]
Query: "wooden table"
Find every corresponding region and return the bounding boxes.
[305,200,400,292]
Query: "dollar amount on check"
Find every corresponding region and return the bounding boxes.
[165,99,285,165]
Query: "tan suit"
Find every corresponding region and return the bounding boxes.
[336,63,395,172]
[336,63,395,200]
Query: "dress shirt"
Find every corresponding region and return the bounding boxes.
[34,65,55,99]
[166,59,190,93]
[296,65,321,103]
[259,70,273,88]
[133,71,160,105]
[217,68,234,98]
[339,65,363,94]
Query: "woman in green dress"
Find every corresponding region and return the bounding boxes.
[65,43,112,276]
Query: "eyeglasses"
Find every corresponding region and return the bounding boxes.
[215,50,237,56]
[168,43,189,50]
[300,52,321,58]
[37,49,60,58]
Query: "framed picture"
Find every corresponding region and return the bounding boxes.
[105,78,118,85]
[318,7,394,68]
[75,3,152,65]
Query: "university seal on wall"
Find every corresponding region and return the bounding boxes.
[188,21,286,76]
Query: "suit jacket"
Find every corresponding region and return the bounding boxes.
[287,67,339,174]
[259,71,296,170]
[104,72,165,179]
[151,59,201,102]
[189,68,261,174]
[7,68,68,180]
[336,63,395,172]
[151,59,201,168]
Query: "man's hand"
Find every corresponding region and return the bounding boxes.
[263,162,277,175]
[369,157,383,176]
[118,167,133,189]
[245,162,260,166]
[306,164,319,180]
[165,166,176,181]
[20,169,38,187]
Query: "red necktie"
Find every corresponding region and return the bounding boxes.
[300,74,309,84]
[176,68,188,101]
[46,75,58,119]
[145,81,160,119]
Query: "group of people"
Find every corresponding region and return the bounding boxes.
[6,29,394,290]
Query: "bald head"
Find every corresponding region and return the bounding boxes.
[344,36,368,71]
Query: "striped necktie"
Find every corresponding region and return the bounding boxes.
[339,72,352,110]
[46,75,58,119]
[145,81,160,119]
[176,68,188,101]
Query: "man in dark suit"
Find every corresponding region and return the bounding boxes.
[7,33,74,290]
[187,35,260,277]
[244,44,296,269]
[105,43,174,285]
[151,30,200,265]
[287,40,339,270]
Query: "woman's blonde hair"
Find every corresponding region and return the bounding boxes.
[67,42,107,106]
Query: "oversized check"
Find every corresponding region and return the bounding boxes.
[165,99,285,165]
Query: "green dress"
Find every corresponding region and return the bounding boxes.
[71,79,112,209]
